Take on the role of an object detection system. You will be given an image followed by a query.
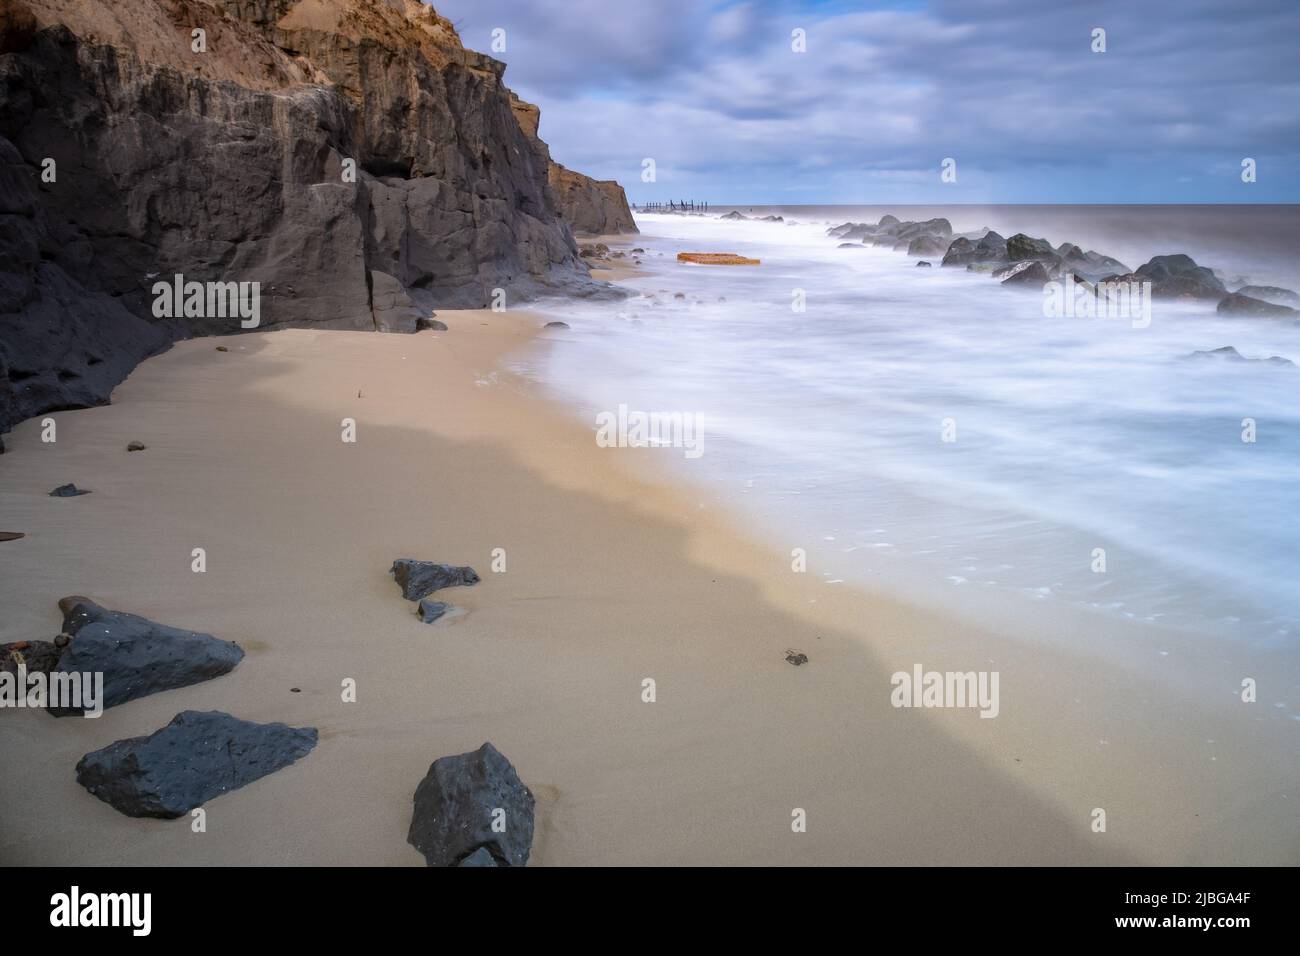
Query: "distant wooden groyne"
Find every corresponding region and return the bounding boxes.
[636,201,709,212]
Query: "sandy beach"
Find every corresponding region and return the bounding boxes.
[1,292,1295,866]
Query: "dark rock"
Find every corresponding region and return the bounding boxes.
[916,261,932,267]
[417,600,453,624]
[457,846,501,867]
[1216,293,1299,318]
[407,742,535,867]
[1132,254,1226,299]
[416,317,448,332]
[579,243,610,261]
[1000,261,1051,287]
[942,231,1007,267]
[907,235,949,257]
[785,650,809,666]
[75,710,318,818]
[47,598,244,717]
[0,531,25,542]
[543,321,570,329]
[837,242,865,249]
[1186,346,1295,366]
[1234,285,1300,306]
[126,441,146,452]
[215,346,229,352]
[49,483,89,497]
[391,560,481,601]
[1005,234,1057,262]
[721,211,748,220]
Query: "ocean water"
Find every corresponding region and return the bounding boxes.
[514,207,1300,648]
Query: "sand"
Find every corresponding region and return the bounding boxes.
[1,307,1296,865]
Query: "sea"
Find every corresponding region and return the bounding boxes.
[514,205,1300,653]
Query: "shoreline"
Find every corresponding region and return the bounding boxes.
[1,308,1296,864]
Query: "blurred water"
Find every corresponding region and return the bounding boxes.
[514,208,1300,647]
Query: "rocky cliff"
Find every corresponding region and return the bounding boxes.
[548,162,638,236]
[0,0,631,445]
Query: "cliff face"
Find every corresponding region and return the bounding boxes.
[0,0,628,442]
[548,163,638,237]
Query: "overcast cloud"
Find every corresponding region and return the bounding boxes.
[434,0,1300,203]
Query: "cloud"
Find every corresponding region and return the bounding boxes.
[432,0,1300,201]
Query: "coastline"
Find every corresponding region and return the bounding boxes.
[1,305,1296,865]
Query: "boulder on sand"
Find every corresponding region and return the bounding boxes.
[391,560,481,601]
[49,484,90,497]
[407,742,535,867]
[75,710,318,818]
[417,599,454,624]
[47,598,244,717]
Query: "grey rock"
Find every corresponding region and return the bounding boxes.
[1130,254,1226,300]
[75,710,318,818]
[126,441,146,452]
[837,242,865,249]
[1005,234,1057,262]
[407,742,535,867]
[1216,293,1299,318]
[457,846,501,867]
[1233,285,1300,306]
[1001,261,1051,287]
[391,560,481,601]
[543,320,570,329]
[907,235,949,257]
[47,598,244,717]
[1186,346,1294,366]
[49,483,90,497]
[417,600,454,624]
[416,317,448,332]
[916,261,932,267]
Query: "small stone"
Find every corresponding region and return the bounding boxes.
[0,532,25,542]
[543,321,569,329]
[126,441,146,452]
[417,316,448,332]
[391,560,480,601]
[49,484,90,497]
[785,650,809,666]
[215,346,229,352]
[417,600,454,623]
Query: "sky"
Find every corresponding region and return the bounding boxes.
[433,0,1300,204]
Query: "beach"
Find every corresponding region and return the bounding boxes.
[2,283,1296,866]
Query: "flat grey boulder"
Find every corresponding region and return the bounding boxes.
[391,560,480,601]
[48,598,243,717]
[49,484,91,497]
[1234,285,1299,306]
[76,710,318,819]
[417,599,454,624]
[1216,293,1299,318]
[407,742,535,867]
